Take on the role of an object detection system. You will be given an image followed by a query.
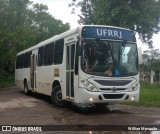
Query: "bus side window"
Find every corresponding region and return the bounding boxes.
[75,41,79,75]
[38,46,44,66]
[44,43,54,66]
[24,52,31,68]
[16,56,20,69]
[28,52,32,67]
[20,54,24,68]
[54,39,64,64]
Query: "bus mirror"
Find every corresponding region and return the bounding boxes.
[138,47,142,64]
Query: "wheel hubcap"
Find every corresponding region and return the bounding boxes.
[56,91,62,102]
[24,84,27,94]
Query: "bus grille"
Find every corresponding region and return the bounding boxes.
[100,88,126,91]
[94,80,131,86]
[103,94,124,99]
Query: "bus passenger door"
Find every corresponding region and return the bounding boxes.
[66,43,76,99]
[30,54,37,90]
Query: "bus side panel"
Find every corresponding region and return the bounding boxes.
[36,66,44,94]
[36,66,53,95]
[36,65,66,97]
[15,68,30,89]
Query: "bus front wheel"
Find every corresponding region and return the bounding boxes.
[51,86,67,107]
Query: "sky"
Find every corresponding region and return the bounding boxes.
[32,0,79,29]
[32,0,160,51]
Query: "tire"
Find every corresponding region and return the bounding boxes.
[51,85,68,107]
[24,81,29,95]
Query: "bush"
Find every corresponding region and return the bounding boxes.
[0,69,14,89]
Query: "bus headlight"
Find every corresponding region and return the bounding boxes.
[85,81,89,86]
[132,86,136,90]
[129,83,139,91]
[81,80,98,92]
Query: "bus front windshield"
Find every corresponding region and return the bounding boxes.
[81,39,138,77]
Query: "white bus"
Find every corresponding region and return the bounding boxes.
[15,25,142,107]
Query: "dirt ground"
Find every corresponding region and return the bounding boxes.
[0,87,160,134]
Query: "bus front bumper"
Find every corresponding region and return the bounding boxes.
[76,87,140,104]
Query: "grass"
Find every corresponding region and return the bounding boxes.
[124,82,160,107]
[0,69,15,89]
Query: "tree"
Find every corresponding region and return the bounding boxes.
[141,48,160,84]
[143,49,160,70]
[0,0,34,72]
[69,0,160,47]
[0,0,70,73]
[31,3,70,43]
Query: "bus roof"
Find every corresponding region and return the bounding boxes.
[17,25,134,55]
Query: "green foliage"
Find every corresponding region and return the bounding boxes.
[140,83,160,106]
[124,83,160,107]
[31,3,70,43]
[140,48,160,83]
[0,0,70,76]
[141,48,160,71]
[0,69,14,89]
[69,0,160,47]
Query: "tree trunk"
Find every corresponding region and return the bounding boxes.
[150,69,154,85]
[159,72,160,85]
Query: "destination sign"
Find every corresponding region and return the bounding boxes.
[81,26,136,42]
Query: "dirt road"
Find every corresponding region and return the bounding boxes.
[0,87,160,134]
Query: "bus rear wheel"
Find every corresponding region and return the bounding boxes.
[24,81,29,95]
[51,85,67,107]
